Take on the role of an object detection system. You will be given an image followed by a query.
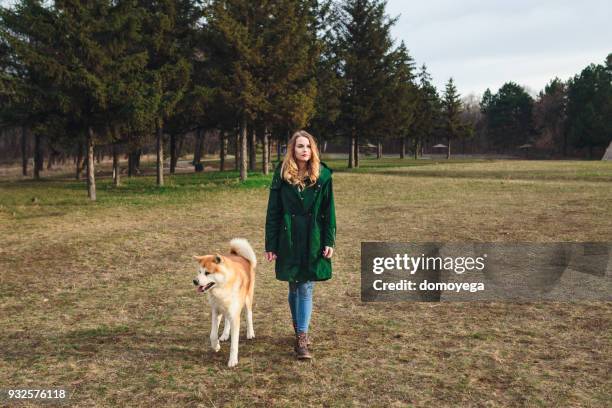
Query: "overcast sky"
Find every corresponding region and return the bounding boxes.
[386,0,611,98]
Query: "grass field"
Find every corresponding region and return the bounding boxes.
[1,158,611,406]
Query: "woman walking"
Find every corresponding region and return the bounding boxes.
[264,130,336,359]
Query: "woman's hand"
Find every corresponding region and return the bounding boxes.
[265,251,277,262]
[322,246,334,259]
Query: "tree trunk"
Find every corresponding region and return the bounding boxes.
[170,133,177,174]
[249,125,256,171]
[177,136,184,166]
[128,151,134,177]
[47,148,56,170]
[76,141,84,180]
[87,127,96,201]
[135,149,141,172]
[355,133,360,167]
[193,128,202,165]
[128,149,141,176]
[414,139,418,160]
[235,131,240,171]
[199,130,206,162]
[156,118,164,186]
[21,126,27,176]
[112,143,120,186]
[33,133,42,180]
[194,129,206,172]
[376,141,382,159]
[240,117,248,181]
[220,131,226,171]
[447,138,451,159]
[262,126,269,175]
[246,124,251,169]
[400,136,405,159]
[349,133,355,168]
[276,134,281,161]
[268,135,272,168]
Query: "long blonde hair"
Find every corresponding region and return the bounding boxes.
[280,130,321,189]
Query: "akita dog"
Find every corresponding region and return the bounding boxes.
[192,238,256,367]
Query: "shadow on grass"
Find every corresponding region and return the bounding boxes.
[2,324,294,368]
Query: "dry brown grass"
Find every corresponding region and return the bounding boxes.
[0,159,611,407]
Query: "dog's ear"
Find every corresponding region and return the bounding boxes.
[193,255,206,261]
[214,254,223,264]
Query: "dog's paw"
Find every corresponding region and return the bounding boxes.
[227,357,238,368]
[219,333,230,342]
[211,342,221,352]
[247,331,255,340]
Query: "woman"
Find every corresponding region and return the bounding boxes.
[264,130,336,360]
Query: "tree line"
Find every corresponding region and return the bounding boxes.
[1,1,610,200]
[479,55,612,159]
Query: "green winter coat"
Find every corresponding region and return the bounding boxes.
[265,161,336,282]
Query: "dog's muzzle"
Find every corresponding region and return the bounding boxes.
[193,280,215,293]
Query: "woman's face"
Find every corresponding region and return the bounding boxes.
[294,136,311,164]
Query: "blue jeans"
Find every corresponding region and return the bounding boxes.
[288,281,314,333]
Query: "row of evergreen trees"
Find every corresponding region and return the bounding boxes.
[479,54,612,158]
[3,0,435,201]
[1,1,610,201]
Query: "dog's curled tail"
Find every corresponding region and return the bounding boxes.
[229,238,257,269]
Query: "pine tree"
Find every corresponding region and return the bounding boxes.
[480,88,493,114]
[261,0,318,172]
[336,0,398,168]
[441,77,463,159]
[2,1,163,197]
[484,82,535,153]
[189,33,231,173]
[202,0,267,181]
[202,0,318,179]
[565,57,612,158]
[158,1,205,175]
[309,0,343,155]
[383,41,417,159]
[0,12,28,175]
[59,0,162,197]
[533,78,567,156]
[410,64,440,159]
[0,0,63,180]
[138,0,195,186]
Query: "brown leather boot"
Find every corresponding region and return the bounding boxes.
[295,332,312,359]
[292,322,311,347]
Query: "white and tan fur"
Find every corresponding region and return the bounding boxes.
[193,238,256,368]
